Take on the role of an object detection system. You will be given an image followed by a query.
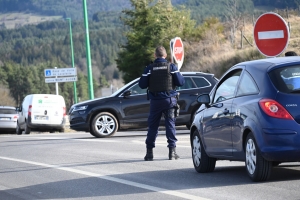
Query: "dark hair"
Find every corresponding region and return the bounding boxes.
[285,51,298,56]
[155,46,167,58]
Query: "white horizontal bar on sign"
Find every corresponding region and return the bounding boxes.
[44,68,77,77]
[258,30,284,40]
[45,76,78,83]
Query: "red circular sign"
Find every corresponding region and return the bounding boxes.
[173,37,184,63]
[254,12,289,57]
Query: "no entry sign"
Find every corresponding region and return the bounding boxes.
[254,12,289,57]
[170,37,184,69]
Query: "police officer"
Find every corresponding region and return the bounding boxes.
[139,45,185,161]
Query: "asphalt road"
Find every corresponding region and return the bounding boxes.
[1,130,300,200]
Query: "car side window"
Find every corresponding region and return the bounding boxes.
[192,77,211,88]
[129,83,147,95]
[213,70,242,103]
[236,71,259,96]
[177,77,196,90]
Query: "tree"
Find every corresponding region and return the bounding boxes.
[116,0,196,83]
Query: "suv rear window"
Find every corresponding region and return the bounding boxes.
[0,108,17,114]
[269,65,300,93]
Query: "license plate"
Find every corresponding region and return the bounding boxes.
[35,116,49,120]
[0,118,10,121]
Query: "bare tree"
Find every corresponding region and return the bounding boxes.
[225,0,243,48]
[0,87,16,106]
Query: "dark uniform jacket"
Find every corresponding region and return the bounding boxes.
[139,58,185,100]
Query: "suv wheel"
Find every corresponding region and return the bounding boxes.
[90,112,118,138]
[16,122,22,135]
[191,129,216,173]
[245,132,272,181]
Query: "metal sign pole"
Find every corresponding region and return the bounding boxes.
[55,67,58,95]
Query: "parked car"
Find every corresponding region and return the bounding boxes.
[69,72,218,138]
[190,56,300,182]
[16,94,66,134]
[0,106,18,133]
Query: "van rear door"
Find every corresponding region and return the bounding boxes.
[31,95,65,125]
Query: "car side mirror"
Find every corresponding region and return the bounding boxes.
[123,90,131,98]
[16,107,22,112]
[197,94,210,105]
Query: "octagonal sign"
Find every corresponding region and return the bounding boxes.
[170,37,184,69]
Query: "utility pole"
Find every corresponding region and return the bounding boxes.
[66,18,78,104]
[82,0,94,99]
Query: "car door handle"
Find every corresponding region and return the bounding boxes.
[190,93,198,96]
[223,108,229,115]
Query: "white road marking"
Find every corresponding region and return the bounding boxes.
[258,30,284,40]
[0,156,209,200]
[0,135,119,142]
[132,140,190,148]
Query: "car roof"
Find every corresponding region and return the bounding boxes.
[0,106,15,109]
[237,56,300,70]
[181,71,215,76]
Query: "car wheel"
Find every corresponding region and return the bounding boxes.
[245,133,272,181]
[24,122,31,134]
[59,128,65,133]
[90,112,118,138]
[191,129,216,173]
[16,122,22,135]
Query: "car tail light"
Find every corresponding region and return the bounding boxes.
[63,107,66,116]
[28,105,32,116]
[13,115,18,119]
[259,99,293,120]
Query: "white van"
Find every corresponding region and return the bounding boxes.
[16,94,66,134]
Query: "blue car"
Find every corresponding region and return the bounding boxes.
[190,56,300,182]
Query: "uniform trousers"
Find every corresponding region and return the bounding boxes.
[145,97,178,149]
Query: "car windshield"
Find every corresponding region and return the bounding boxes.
[269,65,300,93]
[0,108,17,114]
[110,78,139,97]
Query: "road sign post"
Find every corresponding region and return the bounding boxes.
[253,12,290,57]
[170,37,184,70]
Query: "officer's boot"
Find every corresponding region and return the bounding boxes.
[144,148,153,161]
[169,147,180,160]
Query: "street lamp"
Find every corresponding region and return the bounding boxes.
[82,0,94,99]
[66,17,78,104]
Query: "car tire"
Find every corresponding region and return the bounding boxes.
[16,122,22,135]
[245,132,272,182]
[90,112,118,138]
[191,129,216,173]
[59,128,65,133]
[24,122,31,134]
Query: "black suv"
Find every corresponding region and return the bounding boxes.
[69,72,218,137]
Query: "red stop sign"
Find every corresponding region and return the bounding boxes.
[173,37,184,63]
[254,12,289,57]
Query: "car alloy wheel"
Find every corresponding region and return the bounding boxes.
[245,133,272,181]
[245,138,256,175]
[91,112,118,138]
[191,129,216,173]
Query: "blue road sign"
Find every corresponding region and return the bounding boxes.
[45,70,52,77]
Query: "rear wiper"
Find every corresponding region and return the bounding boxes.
[290,89,300,93]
